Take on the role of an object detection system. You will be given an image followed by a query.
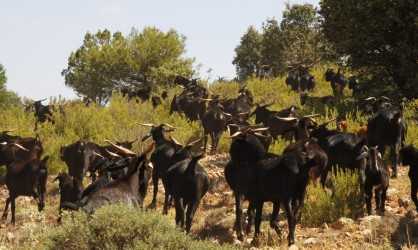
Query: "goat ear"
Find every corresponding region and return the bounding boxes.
[356,151,369,161]
[41,156,50,164]
[142,142,155,158]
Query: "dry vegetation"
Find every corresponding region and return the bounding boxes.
[0,66,418,249]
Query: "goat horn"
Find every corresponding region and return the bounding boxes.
[12,143,29,152]
[162,123,176,129]
[170,136,183,146]
[229,131,243,138]
[364,97,377,101]
[222,112,233,117]
[251,127,270,132]
[254,132,269,138]
[105,149,121,158]
[187,138,202,147]
[380,96,391,101]
[199,98,213,101]
[138,123,155,128]
[303,114,320,118]
[104,140,136,156]
[36,98,47,102]
[92,151,105,159]
[276,116,298,122]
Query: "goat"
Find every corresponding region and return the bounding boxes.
[400,145,418,211]
[1,142,49,224]
[357,146,389,215]
[166,153,209,233]
[224,126,275,240]
[61,143,154,213]
[251,139,327,246]
[139,123,180,211]
[54,172,83,221]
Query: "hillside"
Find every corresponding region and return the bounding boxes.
[0,66,417,249]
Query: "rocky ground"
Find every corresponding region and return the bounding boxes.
[0,154,417,249]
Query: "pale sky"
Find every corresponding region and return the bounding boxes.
[0,0,319,100]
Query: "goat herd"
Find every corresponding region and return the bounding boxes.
[1,71,418,247]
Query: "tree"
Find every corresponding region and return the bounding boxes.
[261,19,285,77]
[280,4,331,71]
[320,0,418,97]
[232,26,263,80]
[62,28,194,104]
[0,64,20,106]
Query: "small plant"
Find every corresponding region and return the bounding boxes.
[34,204,238,250]
[302,170,364,227]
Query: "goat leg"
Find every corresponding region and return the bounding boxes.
[2,197,10,220]
[284,200,296,246]
[234,194,244,241]
[380,188,387,214]
[245,201,255,235]
[11,198,16,225]
[252,201,264,247]
[270,202,281,236]
[374,188,382,214]
[185,201,199,233]
[365,186,373,215]
[174,198,185,229]
[148,169,158,209]
[411,181,418,212]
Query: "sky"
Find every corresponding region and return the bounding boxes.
[0,0,319,100]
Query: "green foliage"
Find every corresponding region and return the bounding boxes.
[232,26,263,80]
[302,170,364,227]
[0,64,21,107]
[62,28,194,104]
[320,0,418,98]
[35,204,237,250]
[233,4,333,79]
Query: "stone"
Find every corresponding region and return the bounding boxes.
[332,217,354,229]
[303,237,319,245]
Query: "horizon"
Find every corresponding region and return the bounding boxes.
[0,0,318,100]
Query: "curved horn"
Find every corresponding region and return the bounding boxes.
[12,143,29,152]
[222,112,233,117]
[138,123,155,128]
[380,96,391,101]
[229,131,243,139]
[254,132,270,138]
[364,97,377,101]
[303,114,320,118]
[36,98,47,102]
[105,149,122,158]
[169,136,183,146]
[186,138,202,147]
[104,140,136,156]
[251,127,270,132]
[92,151,105,159]
[162,123,176,129]
[275,116,298,122]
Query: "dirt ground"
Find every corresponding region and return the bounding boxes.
[0,154,418,249]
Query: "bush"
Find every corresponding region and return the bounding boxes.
[301,170,364,227]
[35,204,238,250]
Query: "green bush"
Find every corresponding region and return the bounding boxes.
[302,170,364,227]
[35,204,238,250]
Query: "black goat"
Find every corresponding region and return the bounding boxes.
[225,126,273,240]
[202,99,230,154]
[166,153,209,233]
[400,145,418,211]
[2,148,49,224]
[54,172,83,221]
[140,123,185,212]
[251,139,327,246]
[358,146,389,215]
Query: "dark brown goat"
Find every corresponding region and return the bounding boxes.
[1,141,49,224]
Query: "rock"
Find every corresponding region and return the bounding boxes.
[289,244,299,250]
[398,197,410,209]
[359,215,382,227]
[6,232,14,242]
[303,237,319,245]
[387,188,398,196]
[332,217,354,229]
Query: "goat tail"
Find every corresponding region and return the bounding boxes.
[60,202,80,211]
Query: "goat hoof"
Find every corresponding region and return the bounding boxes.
[147,203,156,210]
[251,237,260,247]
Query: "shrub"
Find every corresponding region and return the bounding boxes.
[35,204,238,250]
[301,170,364,227]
